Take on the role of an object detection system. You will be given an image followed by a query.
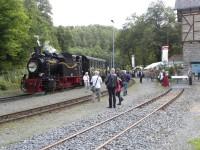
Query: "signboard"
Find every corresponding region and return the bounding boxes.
[191,63,200,74]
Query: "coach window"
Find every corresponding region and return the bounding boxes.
[92,60,94,68]
[94,60,96,68]
[89,60,92,68]
[91,60,94,68]
[98,61,100,68]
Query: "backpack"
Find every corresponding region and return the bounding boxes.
[105,74,117,88]
[126,74,131,82]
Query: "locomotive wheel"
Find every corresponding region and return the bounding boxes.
[44,79,56,93]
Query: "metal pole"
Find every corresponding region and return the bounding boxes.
[113,27,115,68]
[111,20,115,68]
[167,25,169,46]
[110,54,112,68]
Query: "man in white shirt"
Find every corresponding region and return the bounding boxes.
[83,72,90,91]
[90,70,102,102]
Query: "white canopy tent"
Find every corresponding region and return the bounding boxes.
[144,62,164,70]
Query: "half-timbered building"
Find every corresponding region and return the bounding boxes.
[175,0,200,74]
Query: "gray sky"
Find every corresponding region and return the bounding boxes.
[49,0,176,28]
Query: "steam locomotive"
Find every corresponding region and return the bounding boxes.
[21,45,107,94]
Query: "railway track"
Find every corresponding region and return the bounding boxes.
[0,90,108,124]
[0,94,32,103]
[39,88,183,150]
[0,86,82,103]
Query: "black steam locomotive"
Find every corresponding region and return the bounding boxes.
[21,45,107,94]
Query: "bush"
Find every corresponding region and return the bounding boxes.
[0,81,8,90]
[0,69,27,91]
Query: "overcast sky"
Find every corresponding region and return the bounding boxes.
[49,0,176,28]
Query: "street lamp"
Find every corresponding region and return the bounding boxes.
[111,19,115,68]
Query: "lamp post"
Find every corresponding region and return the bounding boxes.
[111,19,115,68]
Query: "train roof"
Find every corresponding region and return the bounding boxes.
[175,0,200,10]
[85,56,106,62]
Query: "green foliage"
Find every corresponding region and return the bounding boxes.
[189,138,200,150]
[0,80,8,90]
[56,26,73,51]
[0,69,26,91]
[68,25,114,50]
[65,25,116,66]
[24,0,59,52]
[0,0,30,71]
[0,0,61,72]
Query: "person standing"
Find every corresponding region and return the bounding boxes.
[188,67,192,85]
[121,70,129,96]
[105,68,117,108]
[83,72,90,92]
[115,74,123,105]
[162,72,169,87]
[90,71,102,102]
[158,70,164,83]
[139,69,144,83]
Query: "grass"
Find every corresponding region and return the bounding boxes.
[0,69,26,96]
[189,138,200,150]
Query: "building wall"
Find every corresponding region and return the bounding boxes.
[183,42,200,73]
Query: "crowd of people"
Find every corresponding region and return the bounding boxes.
[83,68,171,109]
[83,68,131,108]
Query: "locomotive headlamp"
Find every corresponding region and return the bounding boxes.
[28,62,37,72]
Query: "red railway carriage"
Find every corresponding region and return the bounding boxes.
[21,47,107,94]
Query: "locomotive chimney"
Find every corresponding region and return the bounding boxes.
[34,35,41,55]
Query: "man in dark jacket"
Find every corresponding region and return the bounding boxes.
[139,70,144,83]
[105,68,117,108]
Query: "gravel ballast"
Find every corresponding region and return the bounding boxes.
[0,79,200,150]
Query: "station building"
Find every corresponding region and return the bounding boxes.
[175,0,200,75]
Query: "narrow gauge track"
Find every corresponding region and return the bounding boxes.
[39,88,182,150]
[0,90,108,124]
[0,86,82,103]
[0,94,32,103]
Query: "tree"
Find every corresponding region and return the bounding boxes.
[56,26,73,51]
[0,0,29,71]
[116,0,181,68]
[24,0,59,52]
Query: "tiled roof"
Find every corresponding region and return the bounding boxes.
[175,0,200,10]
